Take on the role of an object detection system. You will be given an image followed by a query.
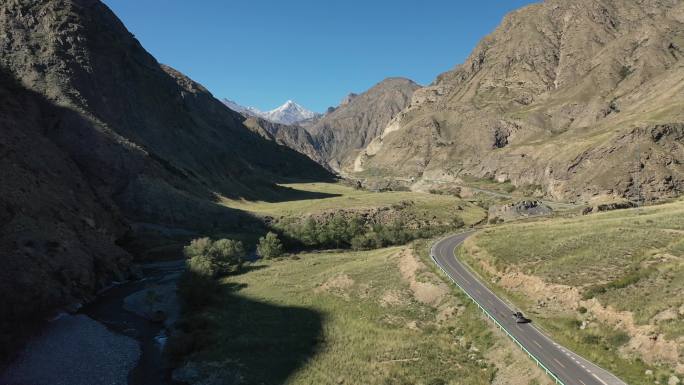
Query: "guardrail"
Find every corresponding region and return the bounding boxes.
[430,241,566,385]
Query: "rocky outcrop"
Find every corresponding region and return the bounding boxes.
[488,200,553,222]
[309,78,420,172]
[242,116,328,167]
[355,0,684,202]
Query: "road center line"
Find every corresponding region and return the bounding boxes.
[554,358,566,369]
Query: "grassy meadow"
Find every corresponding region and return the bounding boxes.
[219,181,485,225]
[460,199,684,384]
[171,245,552,385]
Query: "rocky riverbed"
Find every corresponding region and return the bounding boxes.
[0,260,185,385]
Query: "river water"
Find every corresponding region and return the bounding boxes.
[0,260,185,385]
[82,260,185,385]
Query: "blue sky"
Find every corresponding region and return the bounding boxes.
[103,0,537,112]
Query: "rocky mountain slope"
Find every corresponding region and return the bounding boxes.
[355,0,684,202]
[309,77,420,172]
[242,116,327,166]
[0,0,330,358]
[221,98,264,117]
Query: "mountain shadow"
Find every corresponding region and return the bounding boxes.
[0,0,334,363]
[241,182,342,204]
[173,280,324,385]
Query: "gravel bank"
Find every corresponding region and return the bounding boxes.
[0,314,140,385]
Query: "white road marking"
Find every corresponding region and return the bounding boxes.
[592,373,610,385]
[554,358,566,369]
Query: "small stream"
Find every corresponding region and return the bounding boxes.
[81,260,185,385]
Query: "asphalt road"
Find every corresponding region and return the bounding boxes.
[431,232,627,385]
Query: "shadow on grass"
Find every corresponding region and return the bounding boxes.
[172,272,323,384]
[219,181,343,204]
[232,264,267,274]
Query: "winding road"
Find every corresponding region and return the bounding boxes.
[431,232,627,385]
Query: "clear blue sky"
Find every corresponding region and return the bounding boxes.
[102,0,537,112]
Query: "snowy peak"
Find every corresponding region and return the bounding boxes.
[221,99,263,117]
[222,99,319,125]
[263,100,319,125]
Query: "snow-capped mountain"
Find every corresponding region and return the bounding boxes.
[222,99,319,125]
[261,100,320,125]
[221,99,263,117]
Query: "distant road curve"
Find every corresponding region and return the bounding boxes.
[431,232,627,385]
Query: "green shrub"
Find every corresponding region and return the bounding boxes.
[187,254,216,277]
[210,239,245,275]
[608,331,630,347]
[183,237,246,278]
[257,232,284,259]
[488,216,501,225]
[184,237,213,259]
[451,216,465,229]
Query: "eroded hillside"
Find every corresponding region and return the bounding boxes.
[355,0,684,202]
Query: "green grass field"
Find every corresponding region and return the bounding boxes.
[175,246,551,385]
[219,182,485,225]
[460,199,684,384]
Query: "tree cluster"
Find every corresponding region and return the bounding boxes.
[183,237,246,278]
[277,213,465,251]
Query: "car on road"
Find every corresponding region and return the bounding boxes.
[513,311,531,323]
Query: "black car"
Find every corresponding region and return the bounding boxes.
[513,311,531,323]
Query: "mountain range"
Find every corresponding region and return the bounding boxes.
[1,0,683,366]
[222,99,320,125]
[233,0,682,203]
[0,0,331,357]
[352,0,684,201]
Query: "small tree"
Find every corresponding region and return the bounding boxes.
[187,254,216,277]
[301,218,318,247]
[183,237,245,277]
[257,232,284,259]
[210,239,245,275]
[183,237,213,259]
[329,213,348,248]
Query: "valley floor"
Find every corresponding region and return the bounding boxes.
[219,181,485,225]
[172,245,553,385]
[171,181,682,385]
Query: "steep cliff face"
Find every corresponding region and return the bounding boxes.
[0,0,331,358]
[242,116,327,166]
[309,78,419,172]
[356,0,684,201]
[0,67,135,358]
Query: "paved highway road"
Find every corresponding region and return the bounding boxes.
[431,232,627,385]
